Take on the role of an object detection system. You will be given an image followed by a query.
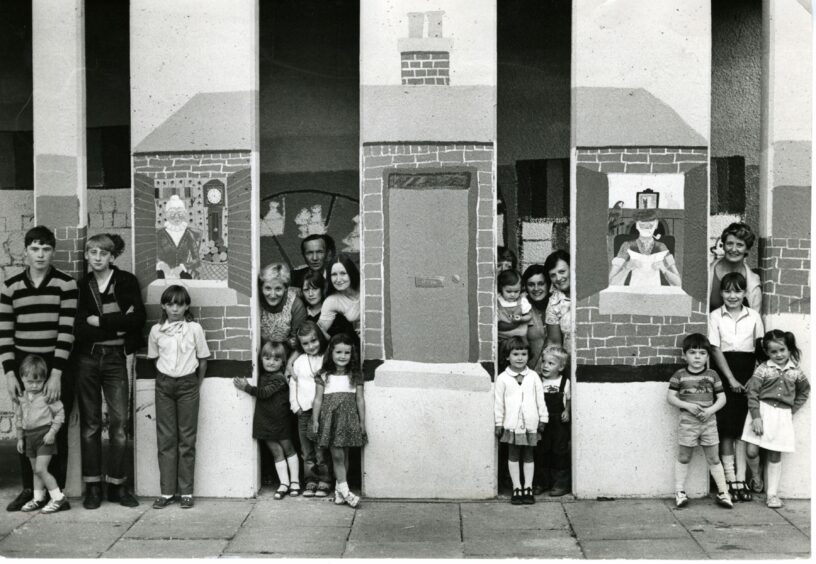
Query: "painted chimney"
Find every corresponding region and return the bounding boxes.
[398,11,453,86]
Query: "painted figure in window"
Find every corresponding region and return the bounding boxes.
[608,208,681,287]
[156,195,201,280]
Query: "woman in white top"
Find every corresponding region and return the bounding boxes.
[317,254,360,343]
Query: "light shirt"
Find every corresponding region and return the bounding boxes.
[322,373,357,395]
[541,374,571,408]
[147,320,210,377]
[290,353,322,412]
[498,295,532,313]
[709,306,764,352]
[318,293,361,335]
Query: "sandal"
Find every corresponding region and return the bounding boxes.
[288,482,301,497]
[735,481,752,502]
[273,484,289,500]
[727,481,740,502]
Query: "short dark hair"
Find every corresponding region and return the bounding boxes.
[720,272,747,293]
[682,333,711,354]
[521,263,549,290]
[720,222,756,250]
[543,249,570,278]
[24,225,56,248]
[497,246,517,269]
[300,234,336,259]
[501,336,530,360]
[497,269,521,292]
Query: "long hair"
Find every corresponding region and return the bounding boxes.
[325,254,360,296]
[159,285,194,323]
[320,333,362,386]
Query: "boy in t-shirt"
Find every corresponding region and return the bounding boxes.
[666,333,732,509]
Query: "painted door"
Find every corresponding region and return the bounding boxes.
[386,174,473,362]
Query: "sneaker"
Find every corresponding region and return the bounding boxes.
[41,497,71,514]
[511,488,523,505]
[675,490,689,508]
[334,491,346,505]
[748,476,764,493]
[6,489,33,512]
[152,495,178,509]
[343,491,360,508]
[766,495,784,509]
[21,498,47,512]
[83,483,103,510]
[715,492,734,509]
[180,496,194,509]
[302,483,317,498]
[522,487,535,505]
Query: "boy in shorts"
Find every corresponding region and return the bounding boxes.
[14,354,69,513]
[667,333,732,509]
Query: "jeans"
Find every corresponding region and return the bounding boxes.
[155,372,200,496]
[76,346,129,484]
[298,411,331,485]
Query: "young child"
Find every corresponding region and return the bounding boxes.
[708,272,764,502]
[290,322,332,498]
[533,346,571,497]
[311,333,366,508]
[74,233,145,509]
[497,246,517,274]
[301,270,325,323]
[667,333,732,509]
[494,337,547,505]
[497,269,532,346]
[14,355,68,513]
[147,285,210,509]
[235,340,300,499]
[742,330,810,508]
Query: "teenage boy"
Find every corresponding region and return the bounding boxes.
[2,226,78,512]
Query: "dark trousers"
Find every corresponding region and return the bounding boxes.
[76,346,129,484]
[14,350,73,490]
[534,393,571,487]
[297,411,331,485]
[155,372,200,496]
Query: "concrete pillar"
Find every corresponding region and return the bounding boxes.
[32,0,87,497]
[360,0,497,498]
[572,0,712,497]
[130,0,259,498]
[758,0,811,498]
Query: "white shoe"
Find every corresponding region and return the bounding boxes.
[343,491,360,508]
[766,495,783,508]
[675,490,688,508]
[715,492,733,509]
[334,491,346,505]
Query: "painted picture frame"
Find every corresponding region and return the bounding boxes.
[636,188,659,209]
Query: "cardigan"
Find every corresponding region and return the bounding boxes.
[746,360,810,418]
[494,367,548,432]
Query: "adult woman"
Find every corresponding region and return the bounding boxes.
[521,264,550,370]
[156,195,201,280]
[543,250,572,352]
[259,263,307,350]
[709,222,762,312]
[317,254,360,342]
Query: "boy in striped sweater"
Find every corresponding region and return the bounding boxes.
[2,226,78,512]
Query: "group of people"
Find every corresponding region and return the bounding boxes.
[495,246,573,504]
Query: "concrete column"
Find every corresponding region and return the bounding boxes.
[360,0,497,498]
[758,0,811,498]
[31,0,87,497]
[130,0,259,498]
[572,0,712,498]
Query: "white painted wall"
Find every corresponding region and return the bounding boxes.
[573,0,710,141]
[361,0,496,86]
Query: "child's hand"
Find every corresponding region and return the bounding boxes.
[43,431,55,445]
[295,408,302,416]
[494,426,503,438]
[697,408,713,422]
[751,417,763,436]
[87,315,100,327]
[16,439,23,454]
[729,380,745,393]
[537,421,546,433]
[561,411,570,423]
[233,377,248,391]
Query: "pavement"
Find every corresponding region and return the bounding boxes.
[0,489,810,559]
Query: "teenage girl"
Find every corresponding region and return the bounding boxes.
[147,285,210,509]
[311,333,366,508]
[301,270,325,323]
[709,272,764,502]
[742,330,810,508]
[494,336,547,505]
[234,340,300,499]
[290,322,332,497]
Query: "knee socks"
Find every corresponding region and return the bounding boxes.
[709,462,728,495]
[734,441,748,481]
[721,454,736,482]
[674,461,689,492]
[286,454,300,485]
[507,460,521,489]
[523,462,534,489]
[274,460,290,487]
[766,461,782,497]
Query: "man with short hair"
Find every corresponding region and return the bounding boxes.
[3,225,78,512]
[291,234,336,290]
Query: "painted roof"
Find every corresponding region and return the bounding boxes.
[134,91,253,153]
[574,87,707,147]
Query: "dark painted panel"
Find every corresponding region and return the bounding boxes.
[575,165,609,300]
[577,363,684,383]
[683,164,709,304]
[772,186,811,239]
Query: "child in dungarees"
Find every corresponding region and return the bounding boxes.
[533,346,571,497]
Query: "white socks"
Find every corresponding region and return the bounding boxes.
[767,461,782,497]
[721,454,736,482]
[674,461,689,491]
[508,460,521,490]
[48,488,64,501]
[709,462,728,494]
[734,441,748,481]
[523,462,534,489]
[286,454,300,485]
[274,460,290,487]
[33,489,46,502]
[336,481,350,496]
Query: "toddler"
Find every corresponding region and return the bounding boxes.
[497,270,532,349]
[533,346,570,497]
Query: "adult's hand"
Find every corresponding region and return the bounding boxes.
[44,372,61,402]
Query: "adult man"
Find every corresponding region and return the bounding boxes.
[2,226,78,512]
[291,234,336,290]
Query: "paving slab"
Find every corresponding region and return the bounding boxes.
[565,499,690,540]
[463,529,583,558]
[461,501,570,533]
[249,496,354,527]
[29,501,149,524]
[124,499,253,539]
[580,538,708,559]
[348,502,461,542]
[667,498,790,526]
[774,500,811,536]
[226,525,348,556]
[705,552,811,560]
[0,509,35,539]
[0,520,124,558]
[103,538,229,558]
[344,540,465,558]
[688,523,811,558]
